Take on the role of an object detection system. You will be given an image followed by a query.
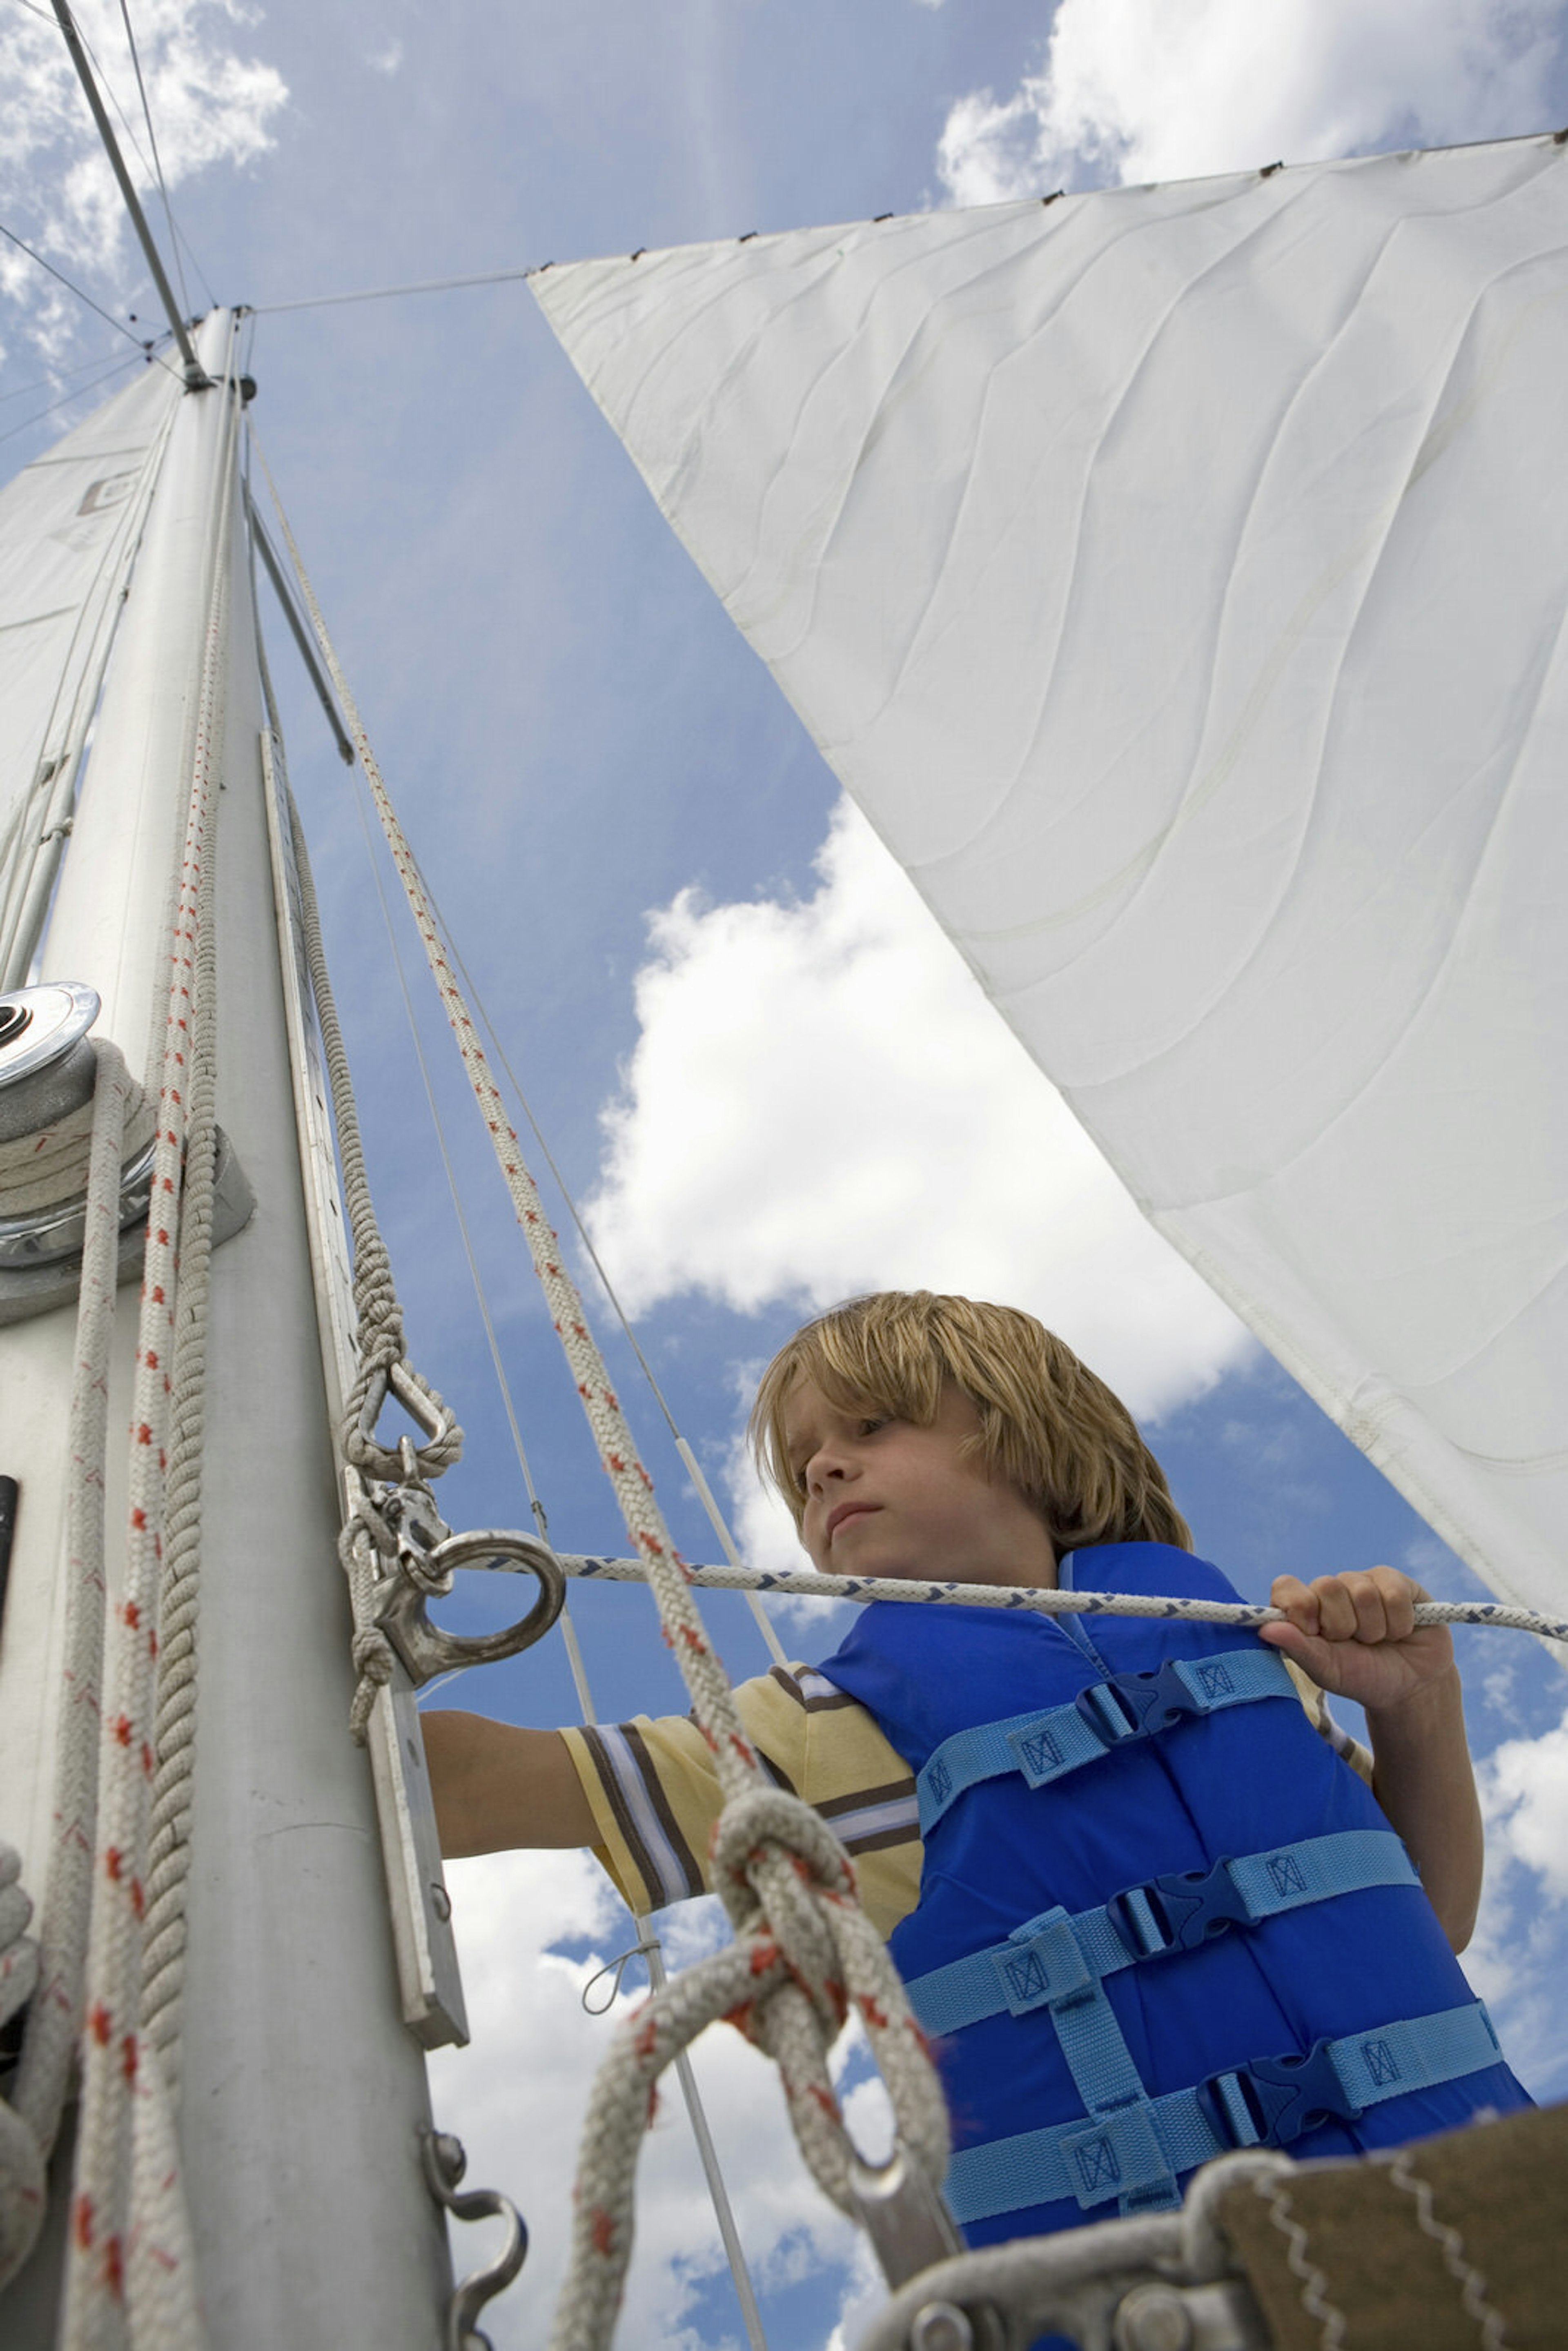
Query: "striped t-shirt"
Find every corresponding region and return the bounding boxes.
[559,1655,1368,1939]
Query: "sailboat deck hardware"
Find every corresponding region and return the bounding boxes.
[0,982,100,1140]
[858,2151,1283,2351]
[374,1527,566,1685]
[850,2142,1007,2351]
[419,2128,528,2351]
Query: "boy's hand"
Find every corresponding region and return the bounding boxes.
[1258,1566,1456,1717]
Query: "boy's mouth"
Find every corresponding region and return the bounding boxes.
[825,1502,878,1542]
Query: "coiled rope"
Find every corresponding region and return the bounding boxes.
[0,1083,156,1217]
[252,440,951,2351]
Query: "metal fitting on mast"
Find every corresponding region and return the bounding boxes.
[0,984,254,1322]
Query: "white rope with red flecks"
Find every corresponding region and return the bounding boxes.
[252,440,951,2351]
[57,412,236,2351]
[281,777,463,1743]
[0,1044,134,2293]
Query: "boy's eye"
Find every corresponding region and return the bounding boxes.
[858,1415,890,1437]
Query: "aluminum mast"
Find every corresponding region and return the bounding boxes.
[0,310,453,2347]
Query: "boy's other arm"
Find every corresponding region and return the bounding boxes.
[1259,1568,1482,1954]
[421,1710,596,1857]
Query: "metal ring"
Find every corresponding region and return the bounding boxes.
[374,1529,566,1686]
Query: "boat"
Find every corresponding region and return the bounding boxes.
[0,18,1564,2346]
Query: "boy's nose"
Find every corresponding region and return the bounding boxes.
[806,1446,848,1491]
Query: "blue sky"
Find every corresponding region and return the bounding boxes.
[4,5,1568,2347]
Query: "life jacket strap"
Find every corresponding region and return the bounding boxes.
[943,1999,1501,2224]
[905,1828,1419,2037]
[917,1646,1297,1832]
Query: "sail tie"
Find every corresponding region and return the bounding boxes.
[252,439,952,2351]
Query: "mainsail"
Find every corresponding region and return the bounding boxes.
[534,134,1568,1623]
[0,365,177,991]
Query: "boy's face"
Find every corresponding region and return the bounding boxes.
[783,1379,1057,1590]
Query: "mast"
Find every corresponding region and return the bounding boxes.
[0,314,452,2344]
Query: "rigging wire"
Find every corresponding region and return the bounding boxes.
[0,334,149,407]
[6,0,214,310]
[249,263,542,315]
[114,0,192,320]
[0,214,178,368]
[0,345,149,447]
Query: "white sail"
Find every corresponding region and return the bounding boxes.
[0,365,178,988]
[534,134,1568,1621]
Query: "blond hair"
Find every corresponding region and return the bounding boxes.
[749,1291,1192,1556]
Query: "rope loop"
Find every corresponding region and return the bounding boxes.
[343,1351,463,1484]
[710,1788,857,2043]
[580,1939,662,2018]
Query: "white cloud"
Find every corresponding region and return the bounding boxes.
[936,0,1564,206]
[587,797,1252,1430]
[1481,1705,1568,1903]
[429,1847,864,2350]
[0,0,285,359]
[1461,1702,1568,2095]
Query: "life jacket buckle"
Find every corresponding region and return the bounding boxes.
[1200,2036,1363,2151]
[1109,1855,1252,1958]
[1075,1658,1204,1748]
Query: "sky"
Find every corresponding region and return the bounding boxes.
[4,4,1568,2347]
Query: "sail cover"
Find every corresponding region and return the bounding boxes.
[0,363,177,853]
[534,135,1568,1620]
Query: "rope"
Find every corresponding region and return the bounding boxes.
[283,771,459,1489]
[138,729,223,2082]
[553,1554,1568,1645]
[58,365,239,2350]
[0,1089,156,1215]
[281,784,462,1740]
[0,1045,134,2291]
[251,439,949,2351]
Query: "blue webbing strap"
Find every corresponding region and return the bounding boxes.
[917,1647,1298,1832]
[943,1999,1501,2224]
[906,1830,1418,2036]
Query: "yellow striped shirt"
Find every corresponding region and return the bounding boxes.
[561,1656,1367,1938]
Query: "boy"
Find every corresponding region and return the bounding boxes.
[423,1291,1528,2241]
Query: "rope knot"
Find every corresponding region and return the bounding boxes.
[710,1790,859,2045]
[347,1627,395,1743]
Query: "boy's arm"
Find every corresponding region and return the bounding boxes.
[1258,1568,1481,1952]
[421,1710,596,1857]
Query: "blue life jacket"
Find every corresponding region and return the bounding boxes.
[815,1542,1529,2247]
